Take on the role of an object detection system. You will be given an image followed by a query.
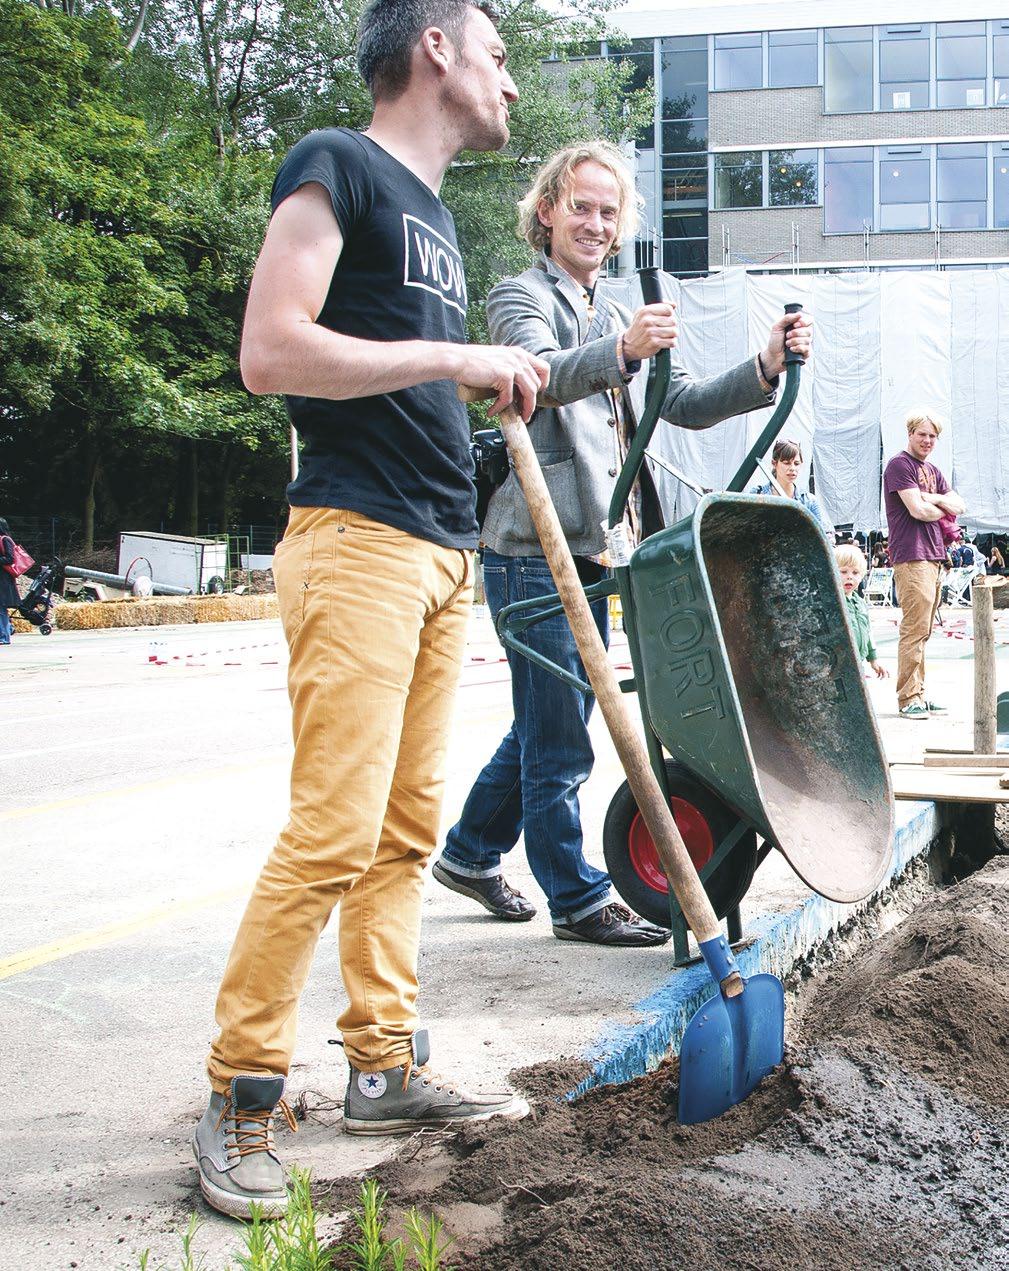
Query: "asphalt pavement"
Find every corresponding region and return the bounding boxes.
[1,602,1005,1269]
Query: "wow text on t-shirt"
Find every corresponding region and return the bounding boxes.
[402,215,468,317]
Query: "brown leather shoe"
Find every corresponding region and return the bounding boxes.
[432,859,536,921]
[553,903,671,947]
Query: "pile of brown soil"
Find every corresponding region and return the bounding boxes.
[341,860,1009,1270]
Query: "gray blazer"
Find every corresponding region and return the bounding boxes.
[480,253,777,558]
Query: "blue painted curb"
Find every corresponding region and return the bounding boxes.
[569,800,940,1099]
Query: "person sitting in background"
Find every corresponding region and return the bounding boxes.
[989,543,1006,575]
[0,518,19,646]
[753,438,833,540]
[836,544,888,681]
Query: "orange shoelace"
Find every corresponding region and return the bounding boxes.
[401,1063,458,1096]
[216,1097,297,1157]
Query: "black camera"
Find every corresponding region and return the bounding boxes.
[471,428,509,485]
[470,428,509,528]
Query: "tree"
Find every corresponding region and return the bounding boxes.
[2,0,652,548]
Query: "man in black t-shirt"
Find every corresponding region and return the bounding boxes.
[192,0,548,1221]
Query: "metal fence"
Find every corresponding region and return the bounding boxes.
[4,516,64,561]
[203,523,281,556]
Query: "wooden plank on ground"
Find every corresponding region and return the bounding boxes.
[889,764,1009,803]
[922,753,1009,768]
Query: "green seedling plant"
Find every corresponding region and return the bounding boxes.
[139,1172,452,1271]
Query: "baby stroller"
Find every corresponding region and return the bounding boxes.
[16,558,63,635]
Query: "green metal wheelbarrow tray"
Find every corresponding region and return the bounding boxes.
[497,277,894,964]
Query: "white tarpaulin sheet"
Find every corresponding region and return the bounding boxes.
[742,273,815,493]
[596,264,1008,531]
[808,273,882,531]
[647,268,749,521]
[878,272,953,520]
[948,270,1009,532]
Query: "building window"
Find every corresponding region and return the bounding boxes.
[995,31,1009,107]
[662,156,708,207]
[936,22,987,107]
[768,29,818,88]
[713,33,762,91]
[937,143,987,228]
[995,148,1009,227]
[823,147,873,232]
[661,119,707,153]
[879,26,930,111]
[769,150,818,206]
[879,147,930,230]
[714,152,763,208]
[662,239,708,275]
[607,40,655,150]
[824,27,873,112]
[661,36,707,119]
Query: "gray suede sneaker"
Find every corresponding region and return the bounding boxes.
[343,1030,529,1136]
[192,1074,295,1219]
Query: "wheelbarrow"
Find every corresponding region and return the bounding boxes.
[496,276,894,966]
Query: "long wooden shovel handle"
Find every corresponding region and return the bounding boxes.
[490,402,729,956]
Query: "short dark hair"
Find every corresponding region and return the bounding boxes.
[771,438,802,465]
[357,0,499,102]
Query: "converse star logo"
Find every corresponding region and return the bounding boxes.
[357,1071,387,1099]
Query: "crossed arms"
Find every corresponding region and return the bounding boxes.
[897,487,966,522]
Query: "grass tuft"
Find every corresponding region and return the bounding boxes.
[139,1171,452,1271]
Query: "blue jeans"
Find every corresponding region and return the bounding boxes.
[0,607,11,644]
[442,551,611,923]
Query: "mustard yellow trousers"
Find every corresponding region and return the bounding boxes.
[207,507,472,1089]
[893,559,942,709]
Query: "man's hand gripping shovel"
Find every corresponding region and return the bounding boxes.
[459,369,784,1125]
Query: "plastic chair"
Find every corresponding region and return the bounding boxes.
[865,567,894,606]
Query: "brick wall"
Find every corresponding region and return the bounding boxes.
[709,87,1009,148]
[709,206,1009,267]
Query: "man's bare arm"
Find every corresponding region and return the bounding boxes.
[240,183,548,419]
[923,490,966,516]
[897,488,945,522]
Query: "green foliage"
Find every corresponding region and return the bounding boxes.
[137,1173,452,1271]
[236,1170,333,1271]
[1,0,649,541]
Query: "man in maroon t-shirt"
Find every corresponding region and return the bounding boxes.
[883,412,965,720]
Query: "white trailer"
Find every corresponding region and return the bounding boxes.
[117,532,228,595]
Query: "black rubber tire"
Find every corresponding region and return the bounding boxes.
[603,760,758,927]
[39,623,52,636]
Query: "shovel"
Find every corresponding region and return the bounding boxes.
[463,375,784,1127]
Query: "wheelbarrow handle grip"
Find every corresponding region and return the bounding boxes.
[638,266,664,307]
[495,401,725,949]
[783,301,805,367]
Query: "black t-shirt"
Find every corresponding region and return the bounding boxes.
[271,128,478,549]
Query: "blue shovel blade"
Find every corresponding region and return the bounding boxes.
[678,971,785,1125]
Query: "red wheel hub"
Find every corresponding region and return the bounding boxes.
[627,797,714,893]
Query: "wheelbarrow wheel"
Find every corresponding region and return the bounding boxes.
[603,760,758,928]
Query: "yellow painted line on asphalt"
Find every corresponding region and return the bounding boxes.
[0,885,252,981]
[0,752,289,823]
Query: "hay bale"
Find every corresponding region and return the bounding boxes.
[193,594,279,622]
[58,597,198,629]
[31,592,280,630]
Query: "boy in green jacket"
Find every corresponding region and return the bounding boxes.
[836,544,888,679]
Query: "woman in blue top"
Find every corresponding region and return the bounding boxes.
[753,438,833,539]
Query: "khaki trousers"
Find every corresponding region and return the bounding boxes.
[207,507,472,1089]
[893,559,942,709]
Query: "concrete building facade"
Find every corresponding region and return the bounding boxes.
[584,1,1009,275]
